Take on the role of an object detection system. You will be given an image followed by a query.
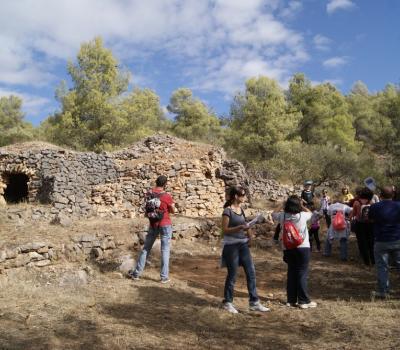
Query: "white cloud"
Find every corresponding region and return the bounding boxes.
[0,0,309,110]
[311,78,343,86]
[280,1,303,20]
[0,87,52,119]
[327,0,355,14]
[313,34,332,51]
[323,57,348,68]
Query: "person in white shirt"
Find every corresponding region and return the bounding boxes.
[323,201,352,261]
[272,195,317,309]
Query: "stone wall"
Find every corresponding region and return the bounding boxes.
[0,217,274,272]
[0,135,229,218]
[250,177,298,202]
[0,135,296,219]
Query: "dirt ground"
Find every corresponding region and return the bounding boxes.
[1,216,400,350]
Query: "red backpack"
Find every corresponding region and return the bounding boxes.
[282,214,304,249]
[332,210,346,230]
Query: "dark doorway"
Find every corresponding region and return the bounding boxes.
[4,173,29,203]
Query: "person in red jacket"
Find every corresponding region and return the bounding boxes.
[129,175,175,283]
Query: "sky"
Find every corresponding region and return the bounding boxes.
[0,0,399,125]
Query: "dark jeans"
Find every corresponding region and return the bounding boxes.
[283,248,311,304]
[355,222,375,265]
[309,227,321,251]
[323,210,331,228]
[222,242,258,304]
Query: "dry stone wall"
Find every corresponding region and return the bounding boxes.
[0,136,228,219]
[250,177,298,202]
[0,135,295,220]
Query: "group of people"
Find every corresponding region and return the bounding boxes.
[128,175,400,314]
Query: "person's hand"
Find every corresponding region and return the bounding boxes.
[240,224,250,231]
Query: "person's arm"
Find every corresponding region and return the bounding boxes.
[166,194,175,213]
[350,201,360,220]
[301,203,311,212]
[168,204,175,214]
[221,214,248,235]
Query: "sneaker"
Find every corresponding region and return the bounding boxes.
[128,271,140,280]
[371,291,387,299]
[298,301,317,309]
[223,302,239,314]
[249,301,270,312]
[285,302,298,308]
[160,278,170,284]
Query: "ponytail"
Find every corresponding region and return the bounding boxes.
[223,186,246,208]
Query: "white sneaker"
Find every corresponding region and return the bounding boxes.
[298,301,317,309]
[249,301,270,312]
[160,278,170,284]
[285,302,298,308]
[223,302,239,314]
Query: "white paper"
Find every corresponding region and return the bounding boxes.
[247,214,262,227]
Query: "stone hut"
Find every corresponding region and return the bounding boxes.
[0,135,254,218]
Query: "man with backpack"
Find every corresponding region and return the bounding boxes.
[368,186,400,298]
[129,175,175,283]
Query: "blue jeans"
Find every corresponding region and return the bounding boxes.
[133,225,172,279]
[374,240,400,295]
[283,248,311,304]
[222,242,259,304]
[324,238,348,261]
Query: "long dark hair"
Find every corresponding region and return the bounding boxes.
[223,186,246,208]
[284,195,302,214]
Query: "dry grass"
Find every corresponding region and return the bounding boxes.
[0,216,400,350]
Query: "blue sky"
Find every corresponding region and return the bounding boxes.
[0,0,399,125]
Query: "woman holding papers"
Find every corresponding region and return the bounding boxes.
[221,186,270,314]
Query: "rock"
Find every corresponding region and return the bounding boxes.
[90,247,103,259]
[34,259,51,267]
[0,250,6,263]
[112,272,124,279]
[5,248,18,259]
[79,234,96,242]
[13,254,31,267]
[20,242,46,253]
[118,255,136,274]
[60,270,88,287]
[50,213,72,227]
[28,252,45,261]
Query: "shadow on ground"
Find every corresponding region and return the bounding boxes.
[101,285,321,350]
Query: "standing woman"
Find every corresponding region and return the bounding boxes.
[320,189,331,228]
[341,186,354,205]
[351,187,375,265]
[221,186,269,314]
[272,195,317,308]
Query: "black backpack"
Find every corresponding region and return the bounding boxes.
[359,204,371,223]
[144,191,165,223]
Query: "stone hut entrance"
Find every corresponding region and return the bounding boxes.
[3,172,29,203]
